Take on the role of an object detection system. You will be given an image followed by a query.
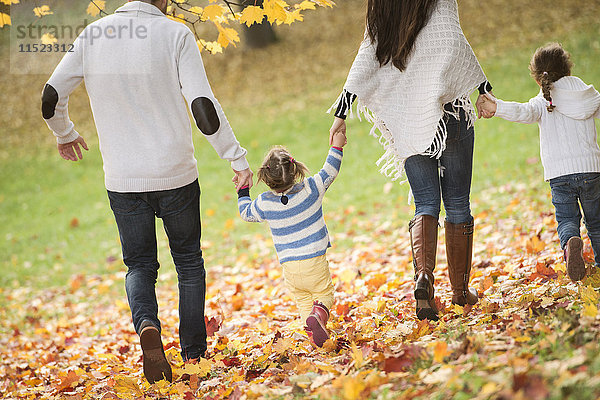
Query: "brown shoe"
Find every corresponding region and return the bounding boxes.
[305,301,330,347]
[565,236,586,282]
[445,220,478,306]
[409,215,439,321]
[140,323,172,384]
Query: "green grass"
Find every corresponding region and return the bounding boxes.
[1,2,599,291]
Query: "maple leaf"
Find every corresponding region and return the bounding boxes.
[33,5,53,17]
[203,4,225,21]
[284,9,303,25]
[113,375,143,397]
[205,315,221,336]
[54,370,80,392]
[240,5,265,27]
[86,1,105,17]
[273,337,294,354]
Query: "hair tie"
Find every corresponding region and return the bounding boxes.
[289,157,295,164]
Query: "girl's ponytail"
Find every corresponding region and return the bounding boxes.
[540,71,556,113]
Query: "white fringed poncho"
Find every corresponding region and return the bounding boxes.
[332,0,486,182]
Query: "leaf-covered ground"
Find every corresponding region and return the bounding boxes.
[2,182,600,400]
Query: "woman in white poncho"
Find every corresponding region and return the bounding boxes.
[329,0,492,321]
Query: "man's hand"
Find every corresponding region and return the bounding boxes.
[232,167,253,191]
[58,136,88,161]
[476,92,496,119]
[329,117,346,145]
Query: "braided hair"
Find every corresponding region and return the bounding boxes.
[257,146,310,193]
[529,43,573,112]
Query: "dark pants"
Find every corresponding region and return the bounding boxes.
[549,172,600,266]
[404,106,475,225]
[107,179,207,360]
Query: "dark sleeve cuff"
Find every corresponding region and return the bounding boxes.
[478,81,493,94]
[333,90,357,120]
[237,187,250,198]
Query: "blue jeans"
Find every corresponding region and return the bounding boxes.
[107,179,207,360]
[549,172,600,266]
[404,106,474,224]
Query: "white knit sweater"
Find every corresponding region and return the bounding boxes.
[495,76,600,181]
[333,0,486,181]
[43,1,248,192]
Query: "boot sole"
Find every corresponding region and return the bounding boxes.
[140,328,172,383]
[416,298,439,321]
[566,237,586,282]
[306,316,329,347]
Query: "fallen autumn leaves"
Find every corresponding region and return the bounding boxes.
[2,182,600,399]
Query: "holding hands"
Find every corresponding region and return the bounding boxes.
[476,93,497,119]
[329,117,347,147]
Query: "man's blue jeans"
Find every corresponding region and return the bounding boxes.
[107,179,207,360]
[404,106,474,225]
[549,172,600,266]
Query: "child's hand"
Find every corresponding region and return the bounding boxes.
[476,93,497,118]
[329,117,346,145]
[331,130,347,148]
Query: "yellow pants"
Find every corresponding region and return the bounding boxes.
[282,254,335,321]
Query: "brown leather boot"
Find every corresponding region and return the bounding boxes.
[445,220,479,306]
[306,301,330,347]
[409,214,439,321]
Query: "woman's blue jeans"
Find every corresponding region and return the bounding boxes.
[404,106,474,225]
[549,172,600,266]
[107,179,207,361]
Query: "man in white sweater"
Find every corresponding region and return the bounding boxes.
[42,0,253,383]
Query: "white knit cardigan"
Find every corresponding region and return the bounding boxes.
[332,0,486,181]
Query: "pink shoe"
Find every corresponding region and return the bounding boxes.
[305,301,330,347]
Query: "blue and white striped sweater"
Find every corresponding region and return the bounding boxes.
[238,147,343,263]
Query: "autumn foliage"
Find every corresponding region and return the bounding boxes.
[2,183,600,399]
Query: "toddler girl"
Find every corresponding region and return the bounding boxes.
[236,131,347,347]
[480,42,600,281]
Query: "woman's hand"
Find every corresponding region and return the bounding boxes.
[329,117,346,145]
[331,130,347,148]
[476,92,496,119]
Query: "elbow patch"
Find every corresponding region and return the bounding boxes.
[41,84,59,119]
[191,97,220,135]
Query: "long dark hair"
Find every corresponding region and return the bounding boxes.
[529,42,572,112]
[366,0,439,71]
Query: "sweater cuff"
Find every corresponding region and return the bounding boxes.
[478,81,493,94]
[493,99,508,119]
[237,187,250,198]
[56,129,81,145]
[231,156,250,172]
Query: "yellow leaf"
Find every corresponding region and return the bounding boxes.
[295,0,316,10]
[273,337,294,354]
[203,4,225,21]
[581,303,598,318]
[41,33,57,45]
[179,358,211,377]
[197,39,223,54]
[0,12,10,27]
[0,0,19,5]
[86,1,105,17]
[350,342,365,368]
[33,5,53,17]
[284,9,303,24]
[217,26,239,49]
[263,0,287,24]
[205,208,215,217]
[580,284,600,304]
[432,341,448,363]
[114,375,144,396]
[240,5,264,27]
